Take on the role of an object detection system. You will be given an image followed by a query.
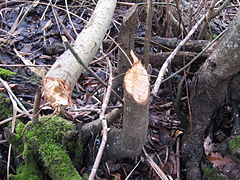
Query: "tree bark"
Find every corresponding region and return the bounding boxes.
[114,4,138,97]
[136,37,211,52]
[105,53,150,159]
[42,0,117,110]
[182,12,240,179]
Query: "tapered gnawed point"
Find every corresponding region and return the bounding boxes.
[124,51,150,104]
[42,77,71,110]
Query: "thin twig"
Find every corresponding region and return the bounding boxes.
[117,1,176,7]
[0,109,33,126]
[198,0,218,39]
[0,78,30,116]
[152,15,205,96]
[143,148,169,180]
[184,70,193,134]
[0,64,51,67]
[192,0,205,16]
[53,4,75,42]
[32,87,42,123]
[0,140,8,144]
[65,0,78,36]
[14,48,47,77]
[143,0,153,65]
[107,35,132,66]
[6,87,18,180]
[88,58,113,180]
[125,158,142,180]
[63,37,123,104]
[161,28,226,83]
[176,136,181,180]
[11,1,87,22]
[7,144,12,180]
[211,0,231,19]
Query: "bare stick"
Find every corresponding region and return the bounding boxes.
[212,0,231,19]
[0,78,30,116]
[152,15,205,96]
[197,0,218,39]
[89,58,113,180]
[81,108,122,139]
[0,140,7,144]
[64,0,77,36]
[161,28,226,83]
[176,134,182,180]
[32,87,42,123]
[143,0,153,65]
[125,159,142,180]
[143,148,169,180]
[0,64,51,67]
[0,109,34,126]
[6,86,18,180]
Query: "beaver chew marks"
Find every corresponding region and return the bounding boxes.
[124,53,149,105]
[42,77,71,111]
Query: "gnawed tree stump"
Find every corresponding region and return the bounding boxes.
[106,52,150,159]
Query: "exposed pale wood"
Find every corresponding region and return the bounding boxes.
[42,0,117,109]
[124,53,150,104]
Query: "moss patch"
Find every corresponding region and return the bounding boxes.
[228,135,240,154]
[0,68,16,78]
[0,94,12,120]
[11,155,43,180]
[202,167,225,180]
[11,115,82,180]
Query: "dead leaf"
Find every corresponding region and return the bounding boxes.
[207,152,233,168]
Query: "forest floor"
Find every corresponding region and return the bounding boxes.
[0,0,239,180]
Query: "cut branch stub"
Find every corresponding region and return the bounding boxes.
[105,52,150,159]
[122,52,150,155]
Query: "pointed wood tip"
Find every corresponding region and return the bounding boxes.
[124,55,150,104]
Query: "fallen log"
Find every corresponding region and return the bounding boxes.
[146,51,209,68]
[42,0,117,111]
[136,36,211,52]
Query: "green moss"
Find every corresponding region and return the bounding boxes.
[7,116,83,179]
[30,74,41,82]
[9,133,24,153]
[228,135,240,153]
[15,122,25,134]
[202,167,225,180]
[0,94,12,120]
[11,155,43,180]
[11,115,82,180]
[40,143,80,180]
[0,68,16,78]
